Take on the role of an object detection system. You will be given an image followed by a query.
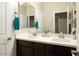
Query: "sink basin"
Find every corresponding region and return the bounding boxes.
[51,37,72,43]
[41,34,70,42]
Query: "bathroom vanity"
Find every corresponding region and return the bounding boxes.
[15,29,76,56]
[15,2,77,56]
[16,40,76,56]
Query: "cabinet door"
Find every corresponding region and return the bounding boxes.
[18,45,33,56]
[34,43,46,56]
[46,45,72,56]
[34,49,46,56]
[17,40,33,56]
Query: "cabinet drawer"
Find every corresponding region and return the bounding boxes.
[34,43,46,50]
[19,46,33,56]
[17,40,33,47]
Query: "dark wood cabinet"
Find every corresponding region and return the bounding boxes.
[18,45,33,56]
[46,45,72,56]
[16,40,76,56]
[34,43,46,56]
[16,40,34,56]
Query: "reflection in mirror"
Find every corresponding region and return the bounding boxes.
[19,2,35,29]
[18,2,76,36]
[54,2,76,35]
[19,2,28,29]
[29,4,35,28]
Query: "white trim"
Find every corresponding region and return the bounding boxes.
[76,2,79,52]
[28,3,30,28]
[59,17,60,33]
[67,6,69,34]
[54,10,68,14]
[53,11,55,33]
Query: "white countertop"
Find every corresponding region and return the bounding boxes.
[15,28,76,48]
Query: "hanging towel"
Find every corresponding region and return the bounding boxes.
[35,21,39,29]
[13,16,20,30]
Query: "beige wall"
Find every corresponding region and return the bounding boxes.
[29,4,35,16]
[20,3,28,15]
[42,2,73,32]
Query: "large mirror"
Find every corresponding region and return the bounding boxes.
[18,2,76,35]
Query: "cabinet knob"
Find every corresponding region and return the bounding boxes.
[8,38,11,40]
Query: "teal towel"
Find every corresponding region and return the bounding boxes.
[13,16,20,30]
[35,21,39,29]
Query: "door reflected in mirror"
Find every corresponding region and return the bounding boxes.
[29,4,35,28]
[55,12,67,34]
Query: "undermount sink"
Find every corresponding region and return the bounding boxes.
[41,33,72,42]
[51,37,72,43]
